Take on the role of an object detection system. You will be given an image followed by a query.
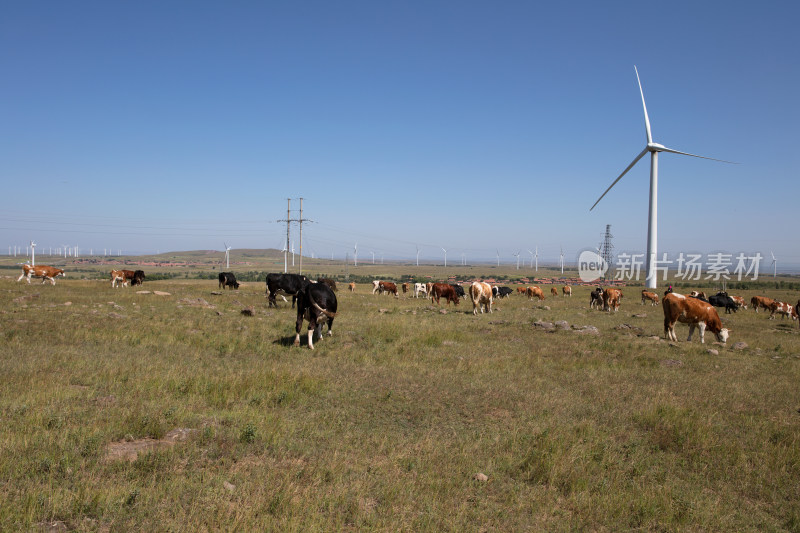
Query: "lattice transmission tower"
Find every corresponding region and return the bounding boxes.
[600,224,614,280]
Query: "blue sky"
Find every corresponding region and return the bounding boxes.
[2,2,798,268]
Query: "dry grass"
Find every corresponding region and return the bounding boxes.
[1,274,799,531]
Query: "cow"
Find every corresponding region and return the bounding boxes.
[110,269,134,288]
[317,277,337,292]
[218,272,240,290]
[266,273,310,308]
[17,265,65,285]
[402,282,409,294]
[796,301,800,328]
[689,291,708,300]
[526,286,545,301]
[751,296,775,313]
[730,295,747,310]
[469,281,493,315]
[372,280,382,294]
[563,285,572,297]
[708,292,738,314]
[426,282,434,295]
[430,283,459,306]
[450,284,466,299]
[348,282,356,292]
[294,282,337,350]
[493,286,513,299]
[603,288,622,312]
[380,281,398,296]
[768,301,797,320]
[131,270,145,286]
[516,287,526,295]
[663,292,729,344]
[414,283,428,298]
[641,290,659,306]
[551,287,559,297]
[590,287,603,309]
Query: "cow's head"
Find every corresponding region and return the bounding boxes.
[56,269,65,277]
[716,328,730,343]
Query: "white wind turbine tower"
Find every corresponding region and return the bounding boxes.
[353,243,358,267]
[223,242,232,269]
[496,249,500,267]
[415,245,420,267]
[513,251,521,270]
[591,66,735,289]
[527,250,534,269]
[771,251,777,278]
[560,247,564,274]
[442,247,447,267]
[281,243,288,273]
[535,247,538,272]
[371,251,375,264]
[30,241,36,266]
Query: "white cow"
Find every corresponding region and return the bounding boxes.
[414,283,428,298]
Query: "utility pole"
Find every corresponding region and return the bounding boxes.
[277,198,313,275]
[600,224,614,281]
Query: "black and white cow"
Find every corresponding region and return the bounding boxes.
[590,287,604,309]
[708,291,738,314]
[294,282,338,349]
[266,273,310,308]
[492,286,513,299]
[449,284,466,299]
[218,272,240,290]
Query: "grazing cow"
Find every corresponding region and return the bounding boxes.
[450,284,466,299]
[563,285,572,297]
[110,269,135,288]
[689,291,708,300]
[414,283,428,298]
[663,292,729,344]
[317,277,337,292]
[426,282,434,295]
[348,282,356,292]
[372,280,382,294]
[218,272,240,290]
[430,283,459,306]
[730,295,746,310]
[131,270,145,286]
[590,287,604,309]
[708,292,738,314]
[266,273,310,308]
[17,265,65,285]
[294,282,337,350]
[380,281,398,296]
[751,296,775,313]
[526,286,545,301]
[796,301,800,328]
[516,287,526,295]
[641,290,659,306]
[551,287,559,297]
[402,282,409,294]
[603,288,622,312]
[768,301,797,320]
[493,286,513,299]
[470,281,493,315]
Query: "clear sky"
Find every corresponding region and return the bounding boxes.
[2,1,798,269]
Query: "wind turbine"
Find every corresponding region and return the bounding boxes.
[560,247,564,275]
[496,249,500,267]
[30,241,36,266]
[590,66,735,289]
[223,242,231,269]
[354,243,358,267]
[527,250,534,269]
[281,243,288,273]
[371,250,375,264]
[416,245,420,267]
[442,247,447,267]
[535,246,538,272]
[771,251,777,278]
[513,251,521,270]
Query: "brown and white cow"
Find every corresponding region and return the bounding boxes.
[689,291,708,300]
[730,295,747,310]
[603,288,622,312]
[562,285,572,297]
[526,286,545,301]
[551,287,559,297]
[111,269,136,288]
[768,301,797,320]
[414,283,428,298]
[663,292,729,344]
[402,282,409,294]
[469,281,493,316]
[17,265,65,285]
[380,281,398,296]
[751,296,775,313]
[372,280,382,294]
[430,283,459,306]
[348,282,356,292]
[641,290,659,306]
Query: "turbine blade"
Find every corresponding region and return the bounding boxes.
[656,145,738,164]
[635,66,652,144]
[590,147,649,211]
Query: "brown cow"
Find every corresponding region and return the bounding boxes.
[111,269,136,288]
[348,282,356,292]
[751,296,775,313]
[641,290,659,306]
[551,287,559,297]
[603,288,622,311]
[402,282,409,294]
[317,277,337,291]
[562,285,572,297]
[17,264,65,285]
[526,286,545,301]
[663,292,729,344]
[430,283,459,306]
[517,287,526,295]
[469,281,492,315]
[379,281,398,296]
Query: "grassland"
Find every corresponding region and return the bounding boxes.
[1,260,799,531]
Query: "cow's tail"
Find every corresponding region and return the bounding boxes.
[309,292,337,318]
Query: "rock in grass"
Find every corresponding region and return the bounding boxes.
[554,320,569,330]
[533,321,554,331]
[153,291,171,296]
[223,481,236,492]
[707,349,719,356]
[732,342,748,351]
[241,307,255,316]
[571,325,599,335]
[473,473,488,482]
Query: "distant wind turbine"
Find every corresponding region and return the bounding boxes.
[513,251,521,270]
[771,251,777,278]
[527,250,534,269]
[590,66,736,289]
[371,250,375,264]
[223,242,231,269]
[354,243,358,267]
[535,247,538,272]
[560,247,564,274]
[30,241,36,266]
[442,247,447,267]
[415,245,420,267]
[496,249,500,267]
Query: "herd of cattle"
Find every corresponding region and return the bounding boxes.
[13,264,800,348]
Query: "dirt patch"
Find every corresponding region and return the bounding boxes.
[104,428,196,462]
